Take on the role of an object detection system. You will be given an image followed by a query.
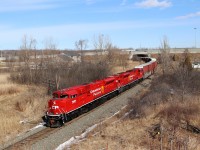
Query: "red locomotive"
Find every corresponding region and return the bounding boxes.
[43,57,157,127]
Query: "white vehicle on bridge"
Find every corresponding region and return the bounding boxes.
[192,62,200,69]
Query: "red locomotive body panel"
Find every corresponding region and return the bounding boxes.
[126,69,138,83]
[119,72,131,86]
[47,100,64,115]
[117,69,140,87]
[134,68,143,80]
[103,76,118,94]
[88,80,105,101]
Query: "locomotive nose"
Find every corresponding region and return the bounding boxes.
[48,99,60,115]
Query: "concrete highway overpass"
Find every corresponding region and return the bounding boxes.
[124,48,200,55]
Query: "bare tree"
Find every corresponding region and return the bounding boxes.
[174,50,193,101]
[75,39,88,62]
[159,36,171,75]
[19,35,37,83]
[20,35,37,67]
[93,34,112,54]
[44,37,57,50]
[106,46,119,64]
[119,53,129,70]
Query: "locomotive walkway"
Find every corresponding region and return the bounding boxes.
[3,78,152,150]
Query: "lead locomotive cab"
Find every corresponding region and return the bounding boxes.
[43,91,69,127]
[43,86,88,127]
[44,98,67,127]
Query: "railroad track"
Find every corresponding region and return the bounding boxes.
[3,78,152,150]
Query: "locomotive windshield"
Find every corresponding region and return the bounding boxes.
[60,94,69,98]
[53,93,59,98]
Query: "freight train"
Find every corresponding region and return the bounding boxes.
[43,57,157,127]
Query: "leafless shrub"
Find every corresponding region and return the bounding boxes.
[172,54,180,61]
[106,48,129,70]
[158,36,172,75]
[66,61,110,87]
[168,51,199,100]
[10,59,110,91]
[128,97,145,119]
[156,102,199,132]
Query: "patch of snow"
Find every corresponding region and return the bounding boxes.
[29,122,45,131]
[55,124,97,150]
[121,105,127,110]
[112,109,133,124]
[17,122,45,137]
[120,109,133,120]
[29,122,44,131]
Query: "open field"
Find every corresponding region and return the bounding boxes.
[0,73,51,145]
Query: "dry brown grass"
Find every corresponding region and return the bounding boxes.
[70,109,158,150]
[0,84,21,96]
[0,73,21,96]
[0,73,50,145]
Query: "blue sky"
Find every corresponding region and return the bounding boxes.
[0,0,200,50]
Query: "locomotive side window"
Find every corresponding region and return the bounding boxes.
[71,94,77,98]
[60,94,69,98]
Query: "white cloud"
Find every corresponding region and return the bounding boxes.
[0,18,198,49]
[135,0,172,8]
[176,11,200,20]
[0,19,195,41]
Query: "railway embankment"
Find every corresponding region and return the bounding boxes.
[2,76,152,150]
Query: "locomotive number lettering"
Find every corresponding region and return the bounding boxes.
[52,106,59,109]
